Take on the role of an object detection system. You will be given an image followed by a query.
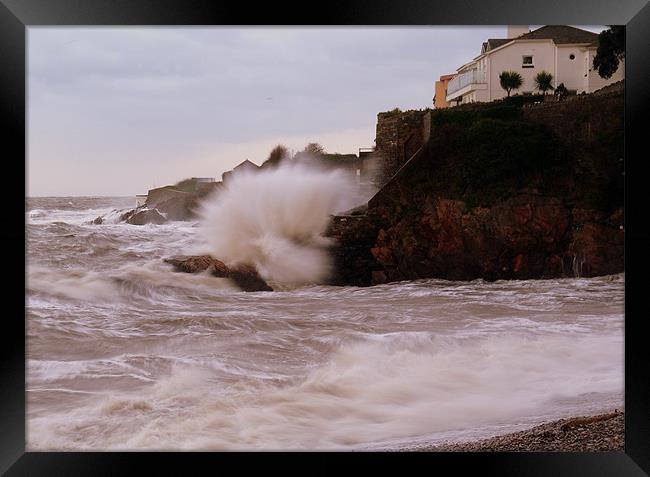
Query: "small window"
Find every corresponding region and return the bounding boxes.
[569,53,576,60]
[522,55,534,68]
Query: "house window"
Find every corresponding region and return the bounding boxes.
[522,55,534,68]
[569,53,575,60]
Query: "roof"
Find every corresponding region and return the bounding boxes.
[480,26,599,54]
[517,25,599,45]
[482,39,511,53]
[439,74,456,81]
[233,159,259,171]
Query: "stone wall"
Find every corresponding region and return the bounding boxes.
[521,89,623,145]
[374,109,432,186]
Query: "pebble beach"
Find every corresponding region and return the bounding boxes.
[405,410,624,452]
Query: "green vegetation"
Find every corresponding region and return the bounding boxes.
[303,142,326,155]
[397,94,623,211]
[534,71,555,95]
[499,71,523,97]
[407,117,558,207]
[261,144,289,168]
[593,26,625,79]
[429,102,523,131]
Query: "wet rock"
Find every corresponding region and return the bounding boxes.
[92,216,103,225]
[164,255,272,292]
[567,220,623,277]
[164,255,229,276]
[371,270,387,285]
[228,264,273,292]
[126,209,167,225]
[326,214,382,287]
[119,209,136,222]
[328,194,622,285]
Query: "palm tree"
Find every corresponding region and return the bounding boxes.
[499,71,523,97]
[534,71,555,95]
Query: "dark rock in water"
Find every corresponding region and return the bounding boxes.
[326,214,382,287]
[164,255,272,292]
[119,209,136,222]
[92,216,103,225]
[164,255,229,276]
[126,209,167,225]
[228,264,273,292]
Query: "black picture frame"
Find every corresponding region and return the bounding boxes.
[3,0,649,474]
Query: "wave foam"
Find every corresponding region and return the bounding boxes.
[198,163,362,287]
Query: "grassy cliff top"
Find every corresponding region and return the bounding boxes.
[374,91,623,212]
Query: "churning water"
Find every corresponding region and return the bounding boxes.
[26,192,623,450]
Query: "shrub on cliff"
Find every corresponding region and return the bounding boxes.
[261,144,290,169]
[461,118,555,189]
[377,92,623,211]
[593,26,625,79]
[303,142,326,155]
[402,114,560,208]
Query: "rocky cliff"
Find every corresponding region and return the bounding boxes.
[101,178,224,225]
[327,88,624,285]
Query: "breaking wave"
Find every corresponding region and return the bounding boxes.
[197,163,361,288]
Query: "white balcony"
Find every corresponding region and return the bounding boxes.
[446,70,487,101]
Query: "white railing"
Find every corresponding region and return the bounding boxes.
[447,70,487,95]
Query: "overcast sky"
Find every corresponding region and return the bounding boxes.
[27,26,604,197]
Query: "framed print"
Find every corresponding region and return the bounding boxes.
[3,0,650,474]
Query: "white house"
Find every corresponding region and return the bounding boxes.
[446,25,625,105]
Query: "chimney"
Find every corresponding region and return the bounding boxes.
[507,25,529,39]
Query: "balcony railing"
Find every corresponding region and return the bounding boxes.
[447,70,486,95]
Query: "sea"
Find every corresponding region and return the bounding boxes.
[26,192,624,450]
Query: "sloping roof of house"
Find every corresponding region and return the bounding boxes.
[481,26,599,54]
[233,159,259,171]
[483,39,511,52]
[517,25,599,45]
